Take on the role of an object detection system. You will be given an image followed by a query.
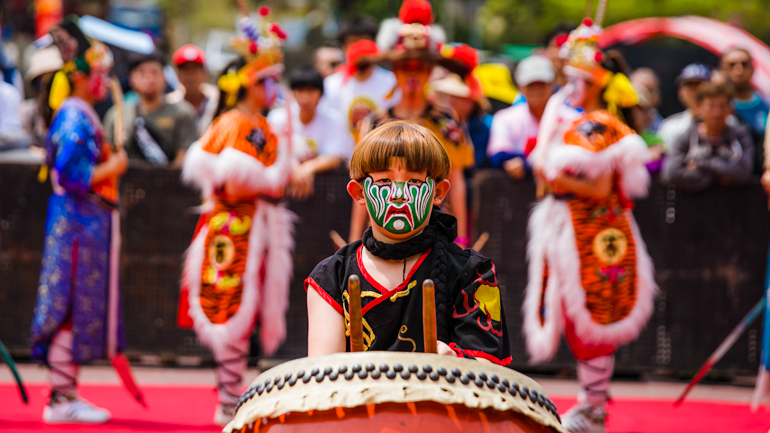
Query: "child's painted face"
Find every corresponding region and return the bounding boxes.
[361,161,437,238]
[363,175,435,236]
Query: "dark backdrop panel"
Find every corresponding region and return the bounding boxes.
[0,164,767,375]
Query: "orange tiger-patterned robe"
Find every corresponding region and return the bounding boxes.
[180,109,295,356]
[523,110,657,363]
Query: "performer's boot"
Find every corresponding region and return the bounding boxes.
[562,355,614,433]
[43,329,111,424]
[212,337,250,426]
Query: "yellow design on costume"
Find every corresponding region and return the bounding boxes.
[397,325,416,352]
[474,284,501,322]
[342,291,376,350]
[390,280,417,302]
[208,235,235,270]
[209,212,252,235]
[592,227,628,265]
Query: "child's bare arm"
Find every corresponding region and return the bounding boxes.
[307,288,346,356]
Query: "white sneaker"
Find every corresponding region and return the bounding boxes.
[43,394,111,424]
[561,403,606,433]
[214,404,236,427]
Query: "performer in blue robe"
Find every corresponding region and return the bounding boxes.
[29,17,128,424]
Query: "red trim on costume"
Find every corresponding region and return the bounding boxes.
[477,315,503,337]
[474,262,498,286]
[177,212,211,329]
[448,342,465,358]
[357,244,432,315]
[452,291,479,318]
[357,244,430,294]
[304,277,344,316]
[449,343,511,366]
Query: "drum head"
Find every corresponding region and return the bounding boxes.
[226,352,565,433]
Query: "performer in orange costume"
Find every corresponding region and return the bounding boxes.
[178,5,294,426]
[523,18,657,433]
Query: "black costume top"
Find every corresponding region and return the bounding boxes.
[305,240,512,366]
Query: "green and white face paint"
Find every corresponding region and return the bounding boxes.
[363,176,435,235]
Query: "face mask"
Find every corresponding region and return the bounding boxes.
[363,176,435,235]
[262,77,278,106]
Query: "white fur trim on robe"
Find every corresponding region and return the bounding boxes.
[181,133,293,198]
[181,142,216,199]
[522,196,565,363]
[523,198,658,363]
[182,201,296,356]
[257,203,296,355]
[542,133,652,200]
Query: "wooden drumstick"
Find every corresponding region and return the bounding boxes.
[422,279,438,354]
[348,275,365,352]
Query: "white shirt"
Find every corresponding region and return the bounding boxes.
[320,66,400,134]
[0,81,22,132]
[487,101,579,158]
[268,102,354,162]
[658,110,693,151]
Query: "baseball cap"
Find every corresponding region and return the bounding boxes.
[172,44,206,67]
[676,63,710,85]
[515,55,555,87]
[25,45,63,82]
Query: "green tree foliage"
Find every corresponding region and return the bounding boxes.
[479,0,770,50]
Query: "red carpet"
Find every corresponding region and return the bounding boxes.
[0,384,768,432]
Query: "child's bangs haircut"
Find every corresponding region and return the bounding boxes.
[350,121,450,182]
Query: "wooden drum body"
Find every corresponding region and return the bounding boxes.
[225,352,566,433]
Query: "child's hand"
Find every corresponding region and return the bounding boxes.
[437,341,455,356]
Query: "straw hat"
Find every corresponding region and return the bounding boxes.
[25,45,64,82]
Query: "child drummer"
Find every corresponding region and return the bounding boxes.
[305,121,511,365]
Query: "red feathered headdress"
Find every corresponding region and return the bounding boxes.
[377,0,445,62]
[399,0,433,25]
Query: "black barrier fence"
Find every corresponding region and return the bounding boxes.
[0,163,766,375]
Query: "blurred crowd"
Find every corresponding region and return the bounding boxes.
[2,17,770,197]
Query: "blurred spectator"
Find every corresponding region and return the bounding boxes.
[0,80,29,150]
[659,63,711,151]
[630,67,663,132]
[662,83,753,191]
[434,73,493,167]
[722,48,767,173]
[167,45,219,136]
[20,45,62,150]
[722,48,768,137]
[336,15,379,51]
[268,66,353,201]
[543,23,575,90]
[487,55,578,179]
[314,44,343,79]
[322,16,399,142]
[632,84,665,174]
[104,51,197,166]
[0,29,23,96]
